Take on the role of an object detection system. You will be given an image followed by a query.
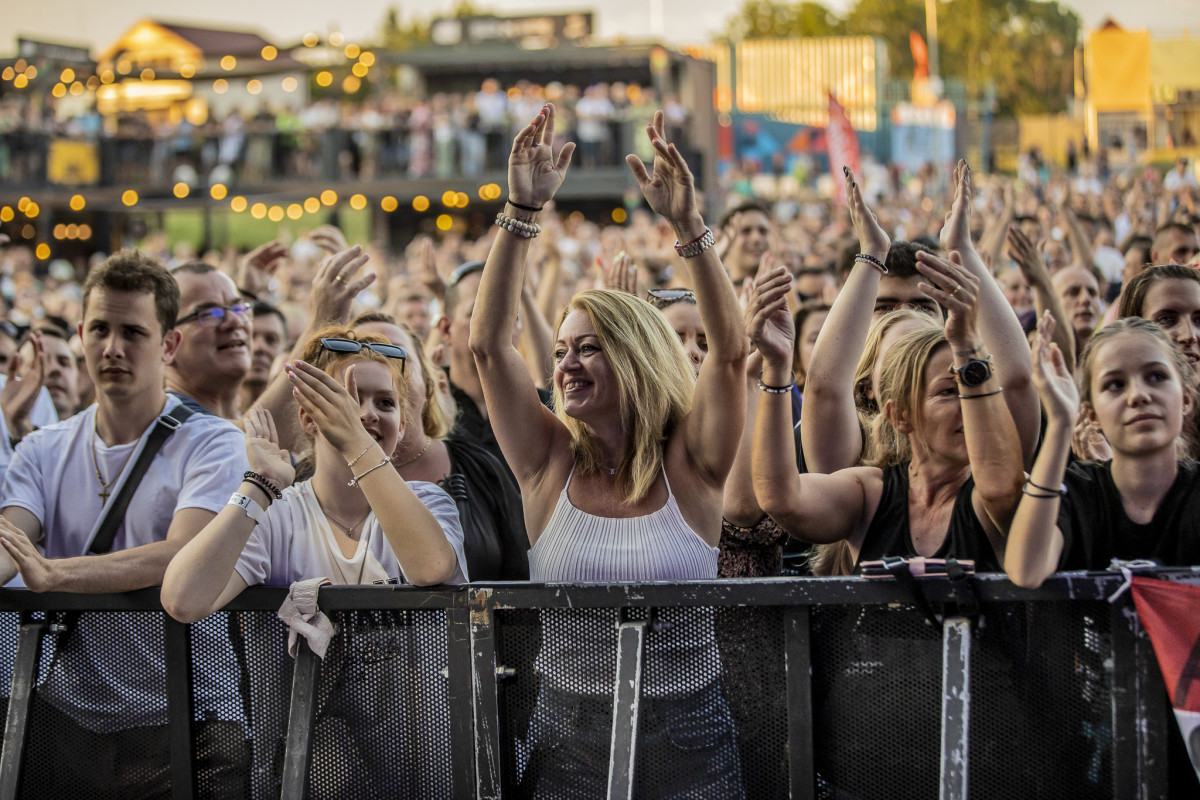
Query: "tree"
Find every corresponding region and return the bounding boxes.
[724,0,843,41]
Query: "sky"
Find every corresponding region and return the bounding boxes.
[1,0,1199,56]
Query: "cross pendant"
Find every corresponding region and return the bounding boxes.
[99,489,110,503]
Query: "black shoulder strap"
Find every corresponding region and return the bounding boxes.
[88,404,196,555]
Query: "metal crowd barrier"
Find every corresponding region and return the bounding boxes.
[0,572,1187,799]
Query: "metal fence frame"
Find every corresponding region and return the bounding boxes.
[0,571,1183,800]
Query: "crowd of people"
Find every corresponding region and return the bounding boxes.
[1,97,1199,796]
[1,78,690,187]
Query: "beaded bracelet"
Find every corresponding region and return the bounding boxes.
[243,470,283,502]
[507,198,544,212]
[757,371,796,394]
[854,253,889,274]
[1021,485,1061,499]
[495,212,541,239]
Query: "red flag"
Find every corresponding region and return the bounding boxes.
[1130,576,1200,781]
[826,91,861,206]
[909,31,930,80]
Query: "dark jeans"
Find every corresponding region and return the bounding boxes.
[520,680,744,800]
[18,695,248,800]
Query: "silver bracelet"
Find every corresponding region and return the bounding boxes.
[348,456,392,487]
[228,492,265,524]
[346,442,372,468]
[674,227,716,259]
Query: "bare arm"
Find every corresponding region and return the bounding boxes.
[627,112,747,485]
[941,161,1040,468]
[1,505,218,594]
[1004,314,1074,588]
[723,349,767,526]
[469,104,576,487]
[1059,191,1095,273]
[1007,225,1075,364]
[746,264,873,541]
[800,168,890,473]
[519,278,555,389]
[915,250,1025,557]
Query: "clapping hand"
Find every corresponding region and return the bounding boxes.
[598,250,637,296]
[236,240,287,299]
[626,110,702,234]
[1,331,44,440]
[916,250,982,351]
[1030,312,1080,428]
[243,406,295,491]
[310,245,375,325]
[286,359,378,459]
[844,167,890,257]
[745,257,794,369]
[939,160,976,256]
[507,104,575,210]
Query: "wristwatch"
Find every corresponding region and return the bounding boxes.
[950,355,993,388]
[674,228,716,259]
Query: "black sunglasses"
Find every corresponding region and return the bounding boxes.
[447,261,485,289]
[175,302,253,327]
[320,337,407,373]
[645,288,696,309]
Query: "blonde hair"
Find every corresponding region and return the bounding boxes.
[810,325,948,576]
[554,289,695,503]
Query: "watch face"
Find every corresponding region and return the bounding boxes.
[958,358,992,388]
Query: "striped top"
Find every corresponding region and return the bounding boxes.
[529,464,718,581]
[529,464,722,696]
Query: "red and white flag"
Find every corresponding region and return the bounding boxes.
[1131,576,1200,781]
[826,91,861,206]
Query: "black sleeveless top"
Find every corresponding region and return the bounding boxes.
[854,462,1002,573]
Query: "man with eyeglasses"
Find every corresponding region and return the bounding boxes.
[166,262,254,421]
[0,250,249,796]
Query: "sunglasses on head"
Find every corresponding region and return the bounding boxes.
[319,337,407,373]
[175,302,253,327]
[645,288,696,309]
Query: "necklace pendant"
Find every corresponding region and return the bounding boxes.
[99,489,110,503]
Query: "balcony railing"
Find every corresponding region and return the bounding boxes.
[0,571,1188,799]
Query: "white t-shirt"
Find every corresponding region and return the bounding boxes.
[1,395,249,731]
[235,479,469,588]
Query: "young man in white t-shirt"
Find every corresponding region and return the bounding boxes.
[0,250,250,797]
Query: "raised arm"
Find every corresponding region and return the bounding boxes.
[801,168,890,472]
[1006,225,1075,364]
[916,249,1025,555]
[627,111,747,482]
[469,104,575,485]
[748,266,873,542]
[1058,189,1095,274]
[1004,313,1074,588]
[940,160,1040,467]
[162,407,288,622]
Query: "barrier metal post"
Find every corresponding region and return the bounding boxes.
[939,616,972,800]
[280,639,321,800]
[0,619,45,800]
[607,618,648,800]
[164,616,195,800]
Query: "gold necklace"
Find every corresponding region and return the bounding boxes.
[394,437,434,469]
[91,421,138,504]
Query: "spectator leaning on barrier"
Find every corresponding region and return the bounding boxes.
[0,250,250,797]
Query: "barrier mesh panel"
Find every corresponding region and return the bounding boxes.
[0,611,19,741]
[497,606,785,799]
[811,601,1114,800]
[297,609,454,800]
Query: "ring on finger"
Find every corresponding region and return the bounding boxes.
[949,284,961,296]
[334,275,344,283]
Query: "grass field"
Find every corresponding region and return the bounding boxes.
[161,207,372,251]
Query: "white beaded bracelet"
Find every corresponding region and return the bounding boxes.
[495,212,541,239]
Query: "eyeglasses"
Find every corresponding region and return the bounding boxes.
[646,288,696,309]
[319,337,407,374]
[447,261,486,289]
[175,303,253,327]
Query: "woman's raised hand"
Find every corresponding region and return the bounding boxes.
[1031,312,1081,427]
[286,359,377,458]
[243,406,295,490]
[940,160,975,255]
[626,110,701,232]
[507,103,575,210]
[844,167,889,257]
[745,258,795,368]
[916,249,981,350]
